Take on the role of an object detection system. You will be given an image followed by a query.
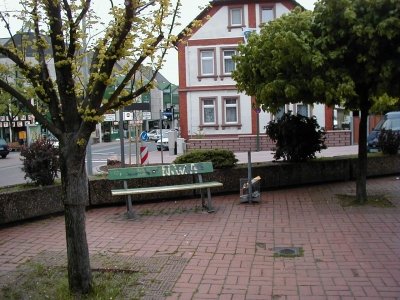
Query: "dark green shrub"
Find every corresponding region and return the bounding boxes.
[20,138,60,186]
[173,149,238,168]
[378,129,400,155]
[266,112,327,161]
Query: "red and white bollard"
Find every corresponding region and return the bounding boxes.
[140,146,149,165]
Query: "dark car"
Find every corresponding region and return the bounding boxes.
[0,138,10,158]
[367,111,400,152]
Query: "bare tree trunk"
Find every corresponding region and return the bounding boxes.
[60,144,92,294]
[356,105,368,203]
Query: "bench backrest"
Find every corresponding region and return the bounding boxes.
[107,162,214,180]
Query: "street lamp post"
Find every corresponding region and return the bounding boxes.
[82,16,93,175]
[255,107,261,152]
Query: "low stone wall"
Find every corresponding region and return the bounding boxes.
[1,154,399,225]
[187,130,351,151]
[0,185,63,224]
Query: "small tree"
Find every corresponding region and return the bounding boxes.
[312,0,400,202]
[21,138,59,186]
[233,2,400,203]
[266,112,326,161]
[0,0,184,295]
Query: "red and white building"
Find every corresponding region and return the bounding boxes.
[176,0,357,150]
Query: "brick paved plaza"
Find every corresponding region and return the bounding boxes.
[1,176,400,299]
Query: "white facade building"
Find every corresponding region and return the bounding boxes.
[177,0,332,141]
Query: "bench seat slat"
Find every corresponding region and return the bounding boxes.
[111,181,223,196]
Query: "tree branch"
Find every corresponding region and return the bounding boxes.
[32,0,63,130]
[0,45,42,90]
[44,1,80,132]
[96,33,163,116]
[81,0,136,110]
[0,78,61,136]
[0,12,17,47]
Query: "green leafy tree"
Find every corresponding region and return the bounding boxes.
[0,0,182,295]
[312,0,400,202]
[233,2,400,203]
[233,8,322,114]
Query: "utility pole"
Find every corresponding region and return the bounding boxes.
[170,83,173,129]
[82,16,93,175]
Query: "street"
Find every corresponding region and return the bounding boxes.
[0,140,160,187]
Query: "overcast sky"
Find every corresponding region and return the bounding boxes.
[0,0,316,84]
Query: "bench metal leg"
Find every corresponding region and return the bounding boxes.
[198,174,207,210]
[200,189,206,209]
[196,174,215,213]
[124,181,137,219]
[206,187,215,213]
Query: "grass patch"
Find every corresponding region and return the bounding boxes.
[336,194,394,208]
[0,262,145,300]
[0,181,62,193]
[0,182,39,193]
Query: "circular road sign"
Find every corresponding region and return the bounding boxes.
[140,131,149,142]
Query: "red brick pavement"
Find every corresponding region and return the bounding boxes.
[1,176,400,299]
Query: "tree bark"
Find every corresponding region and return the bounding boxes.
[356,105,368,203]
[60,144,92,294]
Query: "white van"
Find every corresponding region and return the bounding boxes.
[367,111,400,152]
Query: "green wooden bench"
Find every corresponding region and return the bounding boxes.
[107,162,223,215]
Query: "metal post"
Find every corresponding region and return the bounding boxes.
[128,123,132,165]
[160,109,164,164]
[82,16,93,175]
[86,137,93,175]
[170,83,174,129]
[350,113,354,145]
[119,109,135,219]
[256,111,260,152]
[247,151,252,204]
[119,109,125,167]
[136,125,140,166]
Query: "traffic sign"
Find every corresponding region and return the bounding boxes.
[143,112,151,120]
[123,112,133,120]
[140,131,149,141]
[104,113,116,121]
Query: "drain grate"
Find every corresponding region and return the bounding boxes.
[273,247,303,257]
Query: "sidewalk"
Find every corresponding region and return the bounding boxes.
[1,176,400,299]
[145,145,359,165]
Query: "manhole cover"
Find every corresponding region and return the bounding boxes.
[279,248,295,255]
[273,247,303,257]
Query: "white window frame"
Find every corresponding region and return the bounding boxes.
[228,6,244,31]
[199,97,219,129]
[260,5,276,25]
[275,105,286,120]
[221,48,237,77]
[296,103,311,117]
[222,96,242,129]
[198,48,217,80]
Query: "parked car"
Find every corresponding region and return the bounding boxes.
[147,129,170,141]
[156,129,180,150]
[49,137,59,148]
[367,111,400,152]
[156,137,169,151]
[0,138,10,158]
